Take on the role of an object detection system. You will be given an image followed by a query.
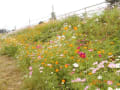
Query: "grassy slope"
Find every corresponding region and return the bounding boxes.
[0,8,120,90]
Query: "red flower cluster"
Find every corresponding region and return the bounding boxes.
[77,52,86,58]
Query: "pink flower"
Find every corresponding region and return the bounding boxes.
[80,44,84,46]
[71,78,86,83]
[36,45,42,49]
[50,40,54,43]
[40,71,43,73]
[72,68,76,71]
[99,55,102,57]
[78,52,86,58]
[101,60,108,64]
[29,71,32,76]
[107,80,113,85]
[98,64,104,68]
[92,69,97,73]
[84,85,89,90]
[71,80,75,83]
[39,67,44,70]
[93,61,98,65]
[77,46,80,49]
[92,68,100,73]
[37,56,41,59]
[81,78,86,82]
[72,72,75,74]
[88,49,93,52]
[29,66,32,71]
[76,78,81,82]
[108,63,116,68]
[96,88,100,90]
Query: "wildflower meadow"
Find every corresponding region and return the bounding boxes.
[0,8,120,90]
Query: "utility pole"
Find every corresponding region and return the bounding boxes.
[29,18,31,26]
[51,5,56,21]
[14,26,16,30]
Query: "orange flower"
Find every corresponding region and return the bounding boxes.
[32,46,35,49]
[55,61,58,64]
[97,51,101,54]
[71,56,74,59]
[73,26,78,30]
[50,65,52,68]
[44,59,47,62]
[64,27,68,30]
[75,49,79,53]
[117,83,120,86]
[62,33,65,35]
[88,72,92,75]
[41,62,45,65]
[56,69,59,72]
[65,64,68,68]
[62,79,65,83]
[69,44,73,47]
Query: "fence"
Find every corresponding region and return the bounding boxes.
[15,1,109,31]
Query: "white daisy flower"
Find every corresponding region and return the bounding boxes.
[97,75,102,79]
[73,63,79,67]
[108,87,113,90]
[116,63,120,68]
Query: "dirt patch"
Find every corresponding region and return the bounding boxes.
[0,56,24,90]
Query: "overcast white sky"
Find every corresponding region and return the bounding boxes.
[0,0,105,30]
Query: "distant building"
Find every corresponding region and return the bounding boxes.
[0,29,7,33]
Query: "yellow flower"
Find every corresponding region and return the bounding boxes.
[108,52,112,56]
[34,60,38,63]
[102,50,104,54]
[110,42,114,45]
[77,60,80,62]
[84,47,87,49]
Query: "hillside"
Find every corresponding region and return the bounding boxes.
[0,8,120,90]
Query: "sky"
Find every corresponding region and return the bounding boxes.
[0,0,105,30]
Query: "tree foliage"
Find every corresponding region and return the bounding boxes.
[106,0,120,5]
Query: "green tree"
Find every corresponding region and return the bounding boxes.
[106,0,120,5]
